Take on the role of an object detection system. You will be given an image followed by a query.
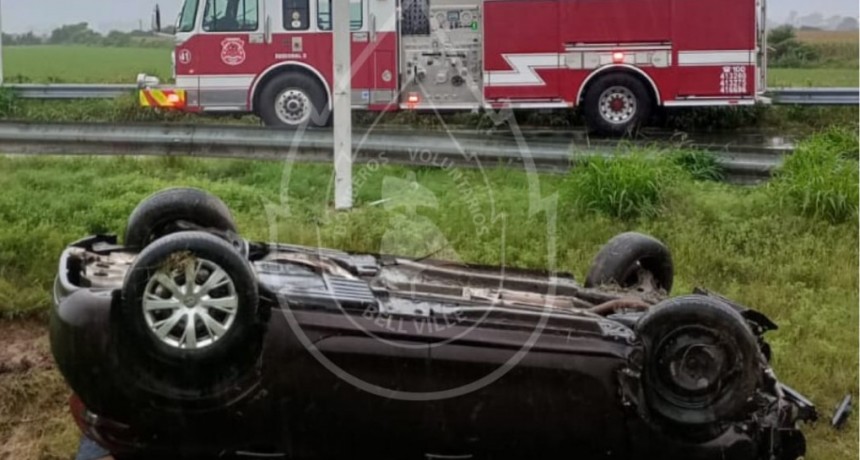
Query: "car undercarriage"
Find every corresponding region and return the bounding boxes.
[51,188,816,460]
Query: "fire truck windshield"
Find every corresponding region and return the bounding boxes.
[177,0,199,32]
[203,0,260,32]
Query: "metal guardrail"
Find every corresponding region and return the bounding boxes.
[3,84,137,99]
[0,122,783,181]
[768,88,860,106]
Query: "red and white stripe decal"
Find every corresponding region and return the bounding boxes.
[484,50,756,87]
[484,53,561,87]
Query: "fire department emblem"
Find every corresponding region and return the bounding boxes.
[220,38,246,66]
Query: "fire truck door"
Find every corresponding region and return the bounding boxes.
[366,0,399,108]
[192,0,268,110]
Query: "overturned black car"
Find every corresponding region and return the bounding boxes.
[51,188,816,459]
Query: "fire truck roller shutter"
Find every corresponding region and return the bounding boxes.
[254,66,331,128]
[580,69,657,136]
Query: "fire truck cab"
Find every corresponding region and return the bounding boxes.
[140,0,767,135]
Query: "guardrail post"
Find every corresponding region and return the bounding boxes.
[332,0,353,210]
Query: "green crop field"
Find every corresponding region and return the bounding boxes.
[2,45,172,83]
[0,129,857,459]
[768,68,859,88]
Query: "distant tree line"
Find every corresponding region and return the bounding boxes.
[2,23,174,48]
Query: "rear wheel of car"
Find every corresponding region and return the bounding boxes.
[585,232,674,294]
[114,231,263,405]
[636,295,762,426]
[258,73,329,128]
[583,73,653,136]
[125,188,238,250]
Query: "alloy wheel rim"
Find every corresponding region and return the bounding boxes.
[142,256,238,350]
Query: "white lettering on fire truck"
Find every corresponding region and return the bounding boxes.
[221,38,247,66]
[275,53,307,60]
[178,49,192,65]
[720,66,747,94]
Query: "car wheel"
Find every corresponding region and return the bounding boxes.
[636,295,762,426]
[583,73,652,136]
[585,232,673,294]
[125,188,238,250]
[115,231,263,404]
[258,73,329,128]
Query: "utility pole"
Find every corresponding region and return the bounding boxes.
[0,0,5,85]
[332,0,353,210]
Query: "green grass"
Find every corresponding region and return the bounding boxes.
[2,45,172,83]
[0,131,856,459]
[566,149,684,219]
[770,128,859,222]
[768,68,859,87]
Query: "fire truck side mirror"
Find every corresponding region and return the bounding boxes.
[152,4,162,33]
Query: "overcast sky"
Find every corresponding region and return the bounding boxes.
[1,0,858,34]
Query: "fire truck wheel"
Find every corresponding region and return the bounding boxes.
[259,73,329,128]
[583,73,652,136]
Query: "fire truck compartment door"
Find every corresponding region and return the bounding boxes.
[399,0,484,107]
[672,0,756,97]
[483,1,560,101]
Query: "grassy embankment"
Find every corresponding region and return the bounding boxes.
[0,128,856,458]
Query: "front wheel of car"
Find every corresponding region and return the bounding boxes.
[637,295,762,426]
[114,231,264,405]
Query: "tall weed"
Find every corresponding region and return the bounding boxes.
[566,152,683,219]
[770,128,859,223]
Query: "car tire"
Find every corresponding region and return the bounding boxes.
[114,231,263,405]
[125,188,238,250]
[583,73,652,136]
[636,295,762,426]
[258,73,330,128]
[585,232,674,293]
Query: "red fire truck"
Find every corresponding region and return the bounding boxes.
[139,0,767,134]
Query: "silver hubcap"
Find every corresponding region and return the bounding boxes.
[275,88,312,125]
[142,256,238,350]
[598,86,637,125]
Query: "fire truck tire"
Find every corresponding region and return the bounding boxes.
[583,73,653,136]
[259,73,329,128]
